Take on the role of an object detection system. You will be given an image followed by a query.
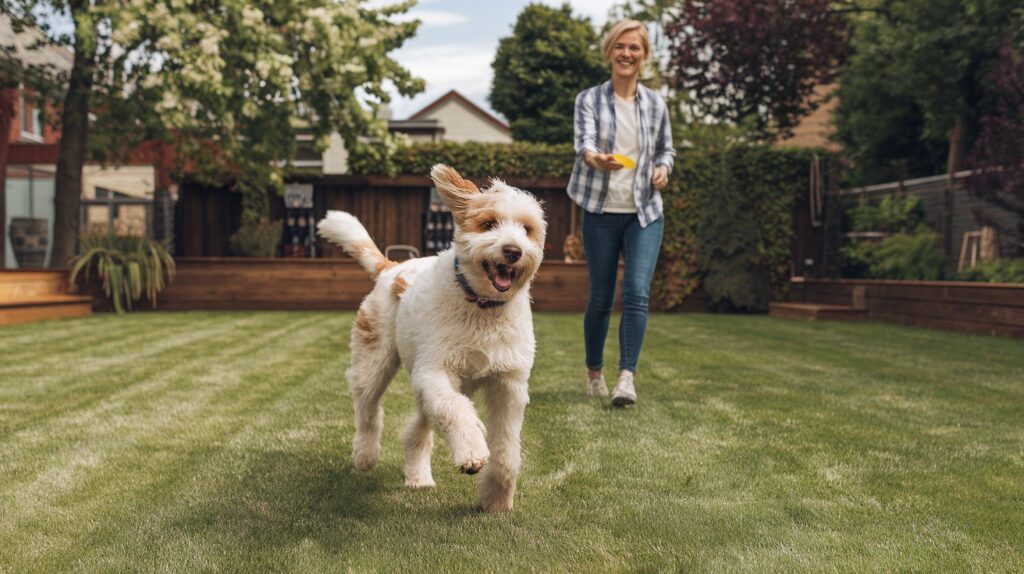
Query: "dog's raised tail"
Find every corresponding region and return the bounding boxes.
[317,211,393,279]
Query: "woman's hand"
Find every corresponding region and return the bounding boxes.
[652,165,669,190]
[584,151,624,171]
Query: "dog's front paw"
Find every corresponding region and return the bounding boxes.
[449,420,489,475]
[458,455,488,475]
[405,476,437,488]
[453,439,489,474]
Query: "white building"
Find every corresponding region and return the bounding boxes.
[320,90,512,174]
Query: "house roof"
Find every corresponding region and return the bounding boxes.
[0,15,73,73]
[408,90,510,135]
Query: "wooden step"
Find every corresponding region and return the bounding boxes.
[769,302,866,321]
[0,294,93,326]
[0,270,71,301]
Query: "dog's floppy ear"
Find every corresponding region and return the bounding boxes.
[430,164,479,223]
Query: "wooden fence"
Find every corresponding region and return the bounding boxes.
[836,170,1022,266]
[786,277,1024,337]
[176,175,582,261]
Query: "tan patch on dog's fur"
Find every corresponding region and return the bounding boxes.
[431,165,481,222]
[348,240,376,258]
[347,239,393,276]
[518,216,545,245]
[464,208,501,234]
[433,165,479,195]
[391,274,409,298]
[354,307,380,347]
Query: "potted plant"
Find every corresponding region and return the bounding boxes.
[70,233,176,314]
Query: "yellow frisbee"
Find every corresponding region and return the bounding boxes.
[612,154,637,169]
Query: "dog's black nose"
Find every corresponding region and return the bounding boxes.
[502,245,522,263]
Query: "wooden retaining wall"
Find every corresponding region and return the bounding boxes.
[143,257,604,313]
[787,278,1024,337]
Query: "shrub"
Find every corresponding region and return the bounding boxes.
[861,230,947,280]
[842,195,946,280]
[958,258,1024,283]
[847,195,926,233]
[229,219,282,257]
[70,233,176,314]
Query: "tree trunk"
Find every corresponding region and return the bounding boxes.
[0,88,16,268]
[941,114,966,257]
[49,4,96,268]
[946,114,965,176]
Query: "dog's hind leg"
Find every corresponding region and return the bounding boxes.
[477,372,529,512]
[348,302,399,472]
[402,411,435,487]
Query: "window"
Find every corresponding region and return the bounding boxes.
[18,89,43,142]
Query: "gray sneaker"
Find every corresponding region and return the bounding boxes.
[586,370,608,397]
[610,371,636,407]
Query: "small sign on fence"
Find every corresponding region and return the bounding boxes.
[284,184,314,209]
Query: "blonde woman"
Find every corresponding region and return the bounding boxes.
[566,20,675,407]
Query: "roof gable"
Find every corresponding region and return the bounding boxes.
[408,90,510,135]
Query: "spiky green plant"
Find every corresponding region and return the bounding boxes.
[69,233,176,314]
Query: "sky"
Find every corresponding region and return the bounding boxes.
[380,0,619,120]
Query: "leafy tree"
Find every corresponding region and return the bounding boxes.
[490,3,607,144]
[966,39,1024,255]
[830,17,948,186]
[6,0,422,267]
[834,0,1023,184]
[664,0,850,140]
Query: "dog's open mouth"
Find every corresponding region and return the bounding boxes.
[482,261,515,293]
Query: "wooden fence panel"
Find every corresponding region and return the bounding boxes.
[314,184,428,259]
[175,176,578,260]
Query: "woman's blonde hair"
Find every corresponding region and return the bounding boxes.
[601,20,651,65]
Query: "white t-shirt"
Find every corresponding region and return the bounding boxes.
[604,93,640,214]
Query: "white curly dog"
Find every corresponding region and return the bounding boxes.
[317,164,547,512]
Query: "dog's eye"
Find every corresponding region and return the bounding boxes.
[523,225,533,235]
[482,219,497,231]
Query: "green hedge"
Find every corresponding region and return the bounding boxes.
[658,145,821,312]
[348,141,575,179]
[351,141,822,312]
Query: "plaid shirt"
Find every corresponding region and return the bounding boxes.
[567,81,675,228]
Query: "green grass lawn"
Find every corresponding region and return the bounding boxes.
[2,312,1023,572]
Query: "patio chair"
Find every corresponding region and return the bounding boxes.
[385,244,420,261]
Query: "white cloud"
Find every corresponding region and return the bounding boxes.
[401,10,468,27]
[541,0,618,26]
[387,42,498,118]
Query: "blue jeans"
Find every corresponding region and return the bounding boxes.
[582,211,664,374]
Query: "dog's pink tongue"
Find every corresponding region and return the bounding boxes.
[494,265,513,291]
[494,274,513,290]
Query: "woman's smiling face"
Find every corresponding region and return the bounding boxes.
[610,29,646,80]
